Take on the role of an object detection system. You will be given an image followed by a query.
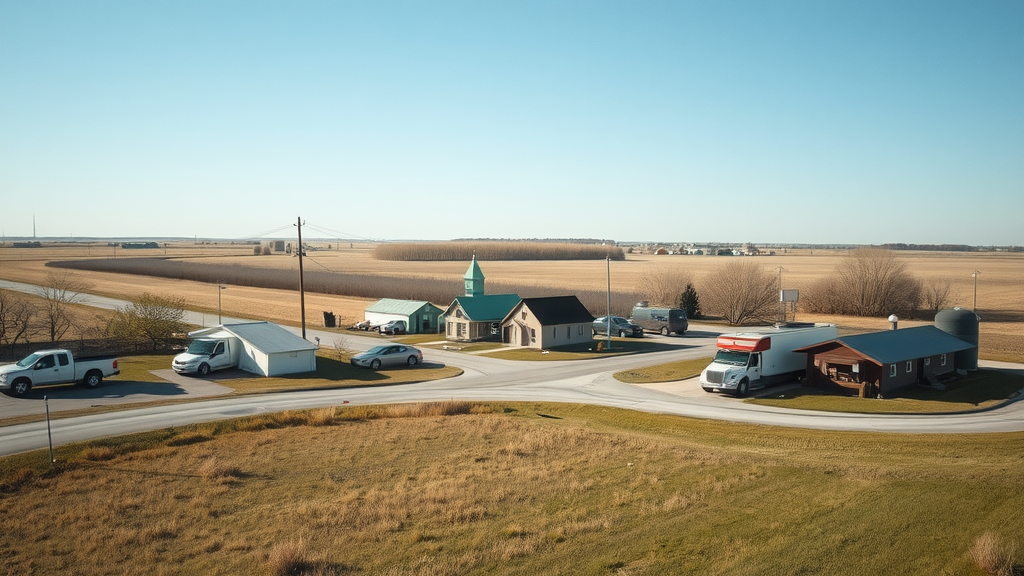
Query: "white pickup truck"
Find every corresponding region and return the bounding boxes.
[0,349,121,398]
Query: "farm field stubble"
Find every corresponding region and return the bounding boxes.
[1,244,1021,360]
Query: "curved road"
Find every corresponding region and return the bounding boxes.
[1,279,1023,458]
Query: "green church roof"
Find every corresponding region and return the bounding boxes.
[450,294,521,322]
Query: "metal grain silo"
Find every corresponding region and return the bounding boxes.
[935,307,979,370]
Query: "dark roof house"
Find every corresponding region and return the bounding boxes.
[794,325,975,397]
[499,296,595,349]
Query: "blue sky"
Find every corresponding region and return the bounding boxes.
[2,1,1021,245]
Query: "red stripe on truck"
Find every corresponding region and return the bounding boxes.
[717,336,771,352]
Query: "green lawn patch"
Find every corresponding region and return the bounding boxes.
[214,350,463,394]
[483,338,679,360]
[749,369,1024,413]
[613,356,714,383]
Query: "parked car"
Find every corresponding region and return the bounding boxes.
[378,320,407,335]
[353,320,373,331]
[592,316,644,338]
[350,345,423,370]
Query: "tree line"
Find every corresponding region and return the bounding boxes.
[636,248,958,325]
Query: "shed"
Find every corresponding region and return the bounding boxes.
[188,321,317,377]
[365,298,444,334]
[500,296,594,349]
[794,325,975,397]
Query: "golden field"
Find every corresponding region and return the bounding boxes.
[0,242,1020,360]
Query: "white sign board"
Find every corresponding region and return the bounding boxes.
[780,289,800,303]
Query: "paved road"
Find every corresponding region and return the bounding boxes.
[2,279,1023,458]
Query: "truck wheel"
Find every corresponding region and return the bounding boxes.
[676,330,685,336]
[198,363,211,377]
[737,379,749,398]
[660,327,669,336]
[82,370,103,388]
[407,356,418,367]
[10,378,31,397]
[619,330,627,338]
[370,359,381,370]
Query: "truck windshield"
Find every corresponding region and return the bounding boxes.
[186,340,217,355]
[16,353,43,368]
[713,350,750,366]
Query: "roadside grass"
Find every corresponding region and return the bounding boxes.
[749,369,1024,413]
[483,338,680,360]
[614,357,714,383]
[0,402,1021,575]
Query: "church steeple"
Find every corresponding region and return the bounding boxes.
[463,255,485,297]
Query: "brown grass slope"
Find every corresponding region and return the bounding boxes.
[1,403,1021,576]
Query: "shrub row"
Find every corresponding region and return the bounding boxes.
[373,241,625,261]
[48,259,643,317]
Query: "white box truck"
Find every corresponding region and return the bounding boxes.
[700,323,837,397]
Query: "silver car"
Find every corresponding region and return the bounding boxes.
[350,344,423,370]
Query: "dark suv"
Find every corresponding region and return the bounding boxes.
[592,316,644,338]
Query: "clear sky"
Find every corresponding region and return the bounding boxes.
[1,1,1022,246]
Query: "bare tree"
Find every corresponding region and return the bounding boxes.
[106,292,189,349]
[635,266,693,307]
[36,270,92,341]
[0,290,35,345]
[922,277,959,316]
[700,261,777,325]
[804,249,921,317]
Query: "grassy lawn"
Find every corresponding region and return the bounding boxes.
[0,402,1020,575]
[614,357,714,383]
[220,353,463,394]
[748,369,1024,413]
[483,338,680,361]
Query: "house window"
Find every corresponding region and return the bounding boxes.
[924,358,930,366]
[941,354,947,366]
[906,361,913,372]
[889,364,897,377]
[522,311,527,320]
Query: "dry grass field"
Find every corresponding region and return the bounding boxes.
[0,402,1021,576]
[1,242,1020,360]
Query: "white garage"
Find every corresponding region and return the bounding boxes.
[192,322,317,377]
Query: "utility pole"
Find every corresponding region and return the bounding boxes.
[295,217,307,339]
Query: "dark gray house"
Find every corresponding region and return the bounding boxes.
[794,325,976,397]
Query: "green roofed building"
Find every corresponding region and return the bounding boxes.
[443,256,520,342]
[364,298,445,334]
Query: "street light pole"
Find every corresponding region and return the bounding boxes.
[971,270,980,311]
[606,256,612,350]
[217,283,226,325]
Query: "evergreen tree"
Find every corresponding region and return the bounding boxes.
[679,283,701,319]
